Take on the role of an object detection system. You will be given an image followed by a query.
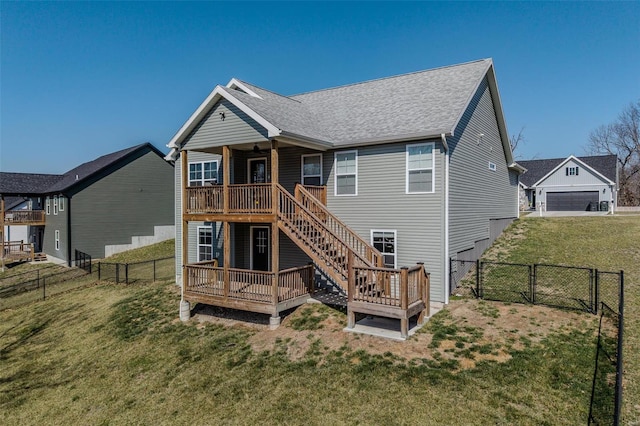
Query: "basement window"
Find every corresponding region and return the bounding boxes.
[371,230,397,269]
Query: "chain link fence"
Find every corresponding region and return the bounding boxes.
[1,256,176,311]
[97,257,175,284]
[451,258,624,425]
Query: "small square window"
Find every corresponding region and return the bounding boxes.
[489,162,497,171]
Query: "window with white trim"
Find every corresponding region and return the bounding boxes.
[189,161,218,186]
[566,166,579,176]
[53,195,58,215]
[59,196,65,211]
[406,143,434,193]
[45,197,51,215]
[371,230,397,269]
[301,154,322,186]
[55,230,60,251]
[197,226,213,262]
[488,162,497,171]
[334,150,357,196]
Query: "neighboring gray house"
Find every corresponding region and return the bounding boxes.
[0,143,175,265]
[166,57,522,322]
[519,155,618,212]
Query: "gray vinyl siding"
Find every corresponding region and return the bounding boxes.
[539,158,611,186]
[175,151,221,279]
[182,99,268,151]
[448,77,518,261]
[70,150,174,259]
[324,142,447,303]
[43,196,69,261]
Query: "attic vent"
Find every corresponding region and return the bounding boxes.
[75,174,79,181]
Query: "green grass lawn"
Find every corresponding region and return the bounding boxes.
[0,220,637,424]
[484,215,640,424]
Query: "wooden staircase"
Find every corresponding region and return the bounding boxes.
[275,184,382,292]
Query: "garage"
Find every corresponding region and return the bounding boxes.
[547,191,599,211]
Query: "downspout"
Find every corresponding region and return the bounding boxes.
[442,133,450,305]
[66,196,72,267]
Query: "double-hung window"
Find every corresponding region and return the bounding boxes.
[55,230,60,251]
[197,226,213,261]
[53,195,58,215]
[45,198,51,215]
[406,143,434,193]
[371,230,397,269]
[189,161,218,186]
[301,154,322,186]
[59,196,65,211]
[334,150,357,196]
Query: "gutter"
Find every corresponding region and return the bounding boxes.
[442,133,450,304]
[66,196,72,267]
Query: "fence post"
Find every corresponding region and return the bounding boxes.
[153,259,156,282]
[475,259,480,298]
[529,264,534,304]
[614,270,624,426]
[116,264,119,283]
[42,276,46,300]
[98,262,101,280]
[593,269,598,314]
[533,264,538,305]
[125,264,129,284]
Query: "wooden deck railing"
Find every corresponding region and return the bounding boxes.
[184,263,313,305]
[349,257,429,309]
[276,184,374,288]
[295,184,383,267]
[1,241,35,261]
[301,185,327,205]
[3,210,46,225]
[185,184,272,214]
[185,186,223,213]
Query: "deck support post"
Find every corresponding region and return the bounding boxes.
[416,262,429,325]
[347,251,356,328]
[222,145,231,298]
[181,150,189,290]
[271,140,279,306]
[400,267,409,338]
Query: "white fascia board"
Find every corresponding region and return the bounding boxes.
[226,78,263,99]
[277,133,333,151]
[509,162,527,174]
[220,87,281,138]
[166,85,282,152]
[167,85,226,149]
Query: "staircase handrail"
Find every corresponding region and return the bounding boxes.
[275,184,372,281]
[295,183,383,267]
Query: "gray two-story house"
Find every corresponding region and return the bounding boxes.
[166,59,523,336]
[1,143,175,265]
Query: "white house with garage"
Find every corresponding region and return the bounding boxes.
[518,155,618,212]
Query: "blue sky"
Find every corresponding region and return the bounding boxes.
[1,1,638,173]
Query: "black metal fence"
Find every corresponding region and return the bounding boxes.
[452,259,622,315]
[451,258,624,425]
[74,249,92,273]
[0,267,90,309]
[97,257,174,284]
[589,289,624,425]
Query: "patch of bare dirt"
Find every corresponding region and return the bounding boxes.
[189,298,598,372]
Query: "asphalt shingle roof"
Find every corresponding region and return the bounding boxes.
[1,143,163,196]
[46,144,148,193]
[519,155,618,187]
[228,59,492,145]
[0,172,63,195]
